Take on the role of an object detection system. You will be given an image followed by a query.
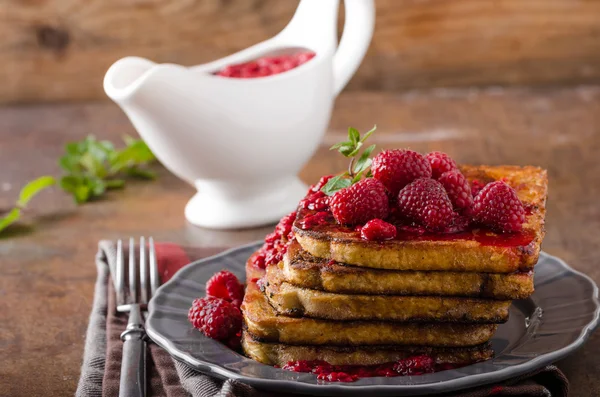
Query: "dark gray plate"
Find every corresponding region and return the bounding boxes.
[146,243,600,396]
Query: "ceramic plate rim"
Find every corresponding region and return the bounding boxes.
[146,242,600,396]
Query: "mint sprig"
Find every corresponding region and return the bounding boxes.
[0,135,157,235]
[0,176,56,233]
[321,125,377,196]
[59,135,156,203]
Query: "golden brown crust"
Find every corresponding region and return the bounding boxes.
[264,261,511,322]
[242,331,494,367]
[241,255,498,347]
[281,240,535,299]
[293,165,547,273]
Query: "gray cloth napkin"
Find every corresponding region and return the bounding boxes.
[76,241,273,397]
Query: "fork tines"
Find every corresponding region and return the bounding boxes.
[116,237,160,311]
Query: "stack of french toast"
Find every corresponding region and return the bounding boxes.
[241,141,547,370]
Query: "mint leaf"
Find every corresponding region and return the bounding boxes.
[105,179,126,189]
[348,127,360,145]
[0,208,22,233]
[59,155,78,173]
[58,135,156,204]
[80,152,108,178]
[125,167,156,180]
[60,175,92,204]
[0,176,55,234]
[65,142,80,155]
[109,139,155,173]
[89,177,106,197]
[321,174,352,196]
[360,125,377,143]
[339,142,359,157]
[353,144,376,174]
[351,171,365,184]
[17,176,55,207]
[329,141,349,150]
[346,142,363,157]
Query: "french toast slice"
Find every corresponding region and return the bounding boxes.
[281,240,534,299]
[242,331,494,367]
[263,261,511,322]
[242,253,497,347]
[293,165,547,273]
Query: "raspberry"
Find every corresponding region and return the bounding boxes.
[329,178,389,225]
[300,191,330,211]
[251,252,266,269]
[426,151,458,179]
[471,181,525,233]
[360,219,397,241]
[188,297,242,340]
[397,178,454,231]
[275,211,297,240]
[308,175,334,194]
[471,179,486,197]
[438,170,473,210]
[206,270,245,303]
[372,150,432,196]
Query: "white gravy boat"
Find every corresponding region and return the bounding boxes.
[103,0,374,229]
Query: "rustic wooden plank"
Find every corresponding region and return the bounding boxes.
[2,0,600,103]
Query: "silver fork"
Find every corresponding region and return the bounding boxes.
[115,237,159,397]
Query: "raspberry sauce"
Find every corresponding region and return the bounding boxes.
[298,211,332,230]
[295,208,536,248]
[281,355,459,382]
[215,51,315,78]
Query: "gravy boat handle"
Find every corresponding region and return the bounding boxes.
[333,0,375,96]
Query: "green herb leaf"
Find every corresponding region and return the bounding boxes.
[88,177,106,197]
[125,167,156,180]
[360,125,377,143]
[329,141,348,151]
[0,176,56,234]
[339,142,360,157]
[109,139,156,174]
[80,152,108,178]
[353,144,376,174]
[0,208,22,233]
[60,175,91,204]
[17,176,55,207]
[348,127,360,145]
[321,174,352,196]
[57,135,156,204]
[351,171,365,184]
[104,179,126,189]
[346,142,363,157]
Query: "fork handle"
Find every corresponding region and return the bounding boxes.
[120,304,146,397]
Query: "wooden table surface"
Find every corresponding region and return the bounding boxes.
[1,88,599,396]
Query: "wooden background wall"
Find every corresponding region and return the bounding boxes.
[2,0,600,104]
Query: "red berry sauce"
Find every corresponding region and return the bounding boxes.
[215,51,315,78]
[299,191,330,211]
[295,207,535,248]
[252,211,297,269]
[282,355,460,382]
[298,211,333,230]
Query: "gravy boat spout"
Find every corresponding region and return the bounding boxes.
[104,0,374,229]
